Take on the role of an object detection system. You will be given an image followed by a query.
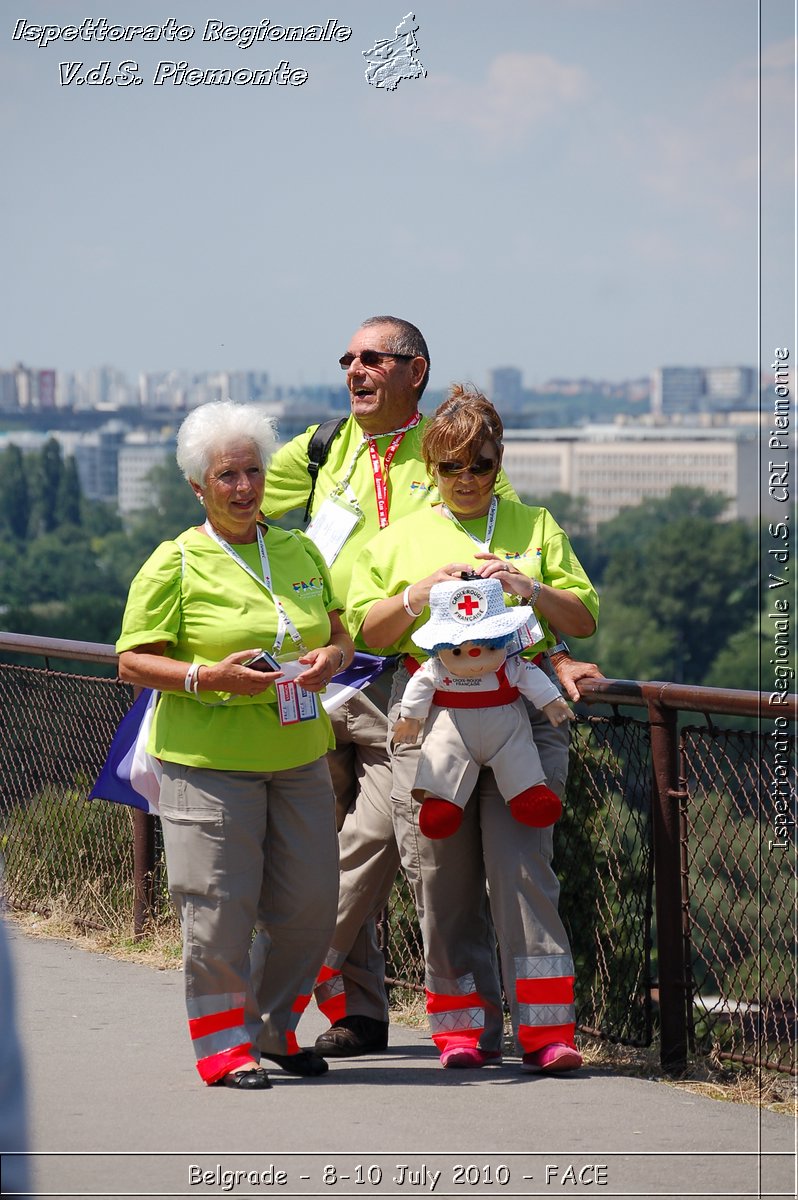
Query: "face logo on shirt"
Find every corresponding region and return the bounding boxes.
[292,577,324,594]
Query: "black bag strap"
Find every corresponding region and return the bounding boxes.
[304,417,347,523]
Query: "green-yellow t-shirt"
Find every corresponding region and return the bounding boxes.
[261,415,518,604]
[346,499,599,660]
[116,525,341,771]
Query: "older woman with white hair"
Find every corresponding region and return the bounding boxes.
[117,401,353,1091]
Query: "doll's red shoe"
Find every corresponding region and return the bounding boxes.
[509,784,562,828]
[419,797,463,838]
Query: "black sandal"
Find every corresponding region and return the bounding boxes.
[212,1067,272,1089]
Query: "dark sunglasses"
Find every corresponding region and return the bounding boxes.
[339,349,415,370]
[436,457,499,477]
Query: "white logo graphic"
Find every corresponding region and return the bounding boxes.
[363,12,426,91]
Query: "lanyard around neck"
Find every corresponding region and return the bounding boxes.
[441,494,498,552]
[203,521,305,655]
[204,520,272,589]
[334,411,421,528]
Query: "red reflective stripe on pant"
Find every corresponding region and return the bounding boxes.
[425,989,485,1054]
[517,1022,576,1055]
[516,978,574,1005]
[197,1043,255,1085]
[291,991,311,1015]
[425,990,483,1013]
[189,1006,246,1041]
[516,974,576,1054]
[285,1031,300,1055]
[315,968,347,1025]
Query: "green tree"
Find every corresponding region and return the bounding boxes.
[125,459,204,553]
[29,438,64,535]
[581,489,757,685]
[0,538,24,607]
[591,487,729,582]
[704,619,762,692]
[55,455,82,527]
[14,527,114,605]
[520,490,594,567]
[81,497,124,538]
[0,444,30,540]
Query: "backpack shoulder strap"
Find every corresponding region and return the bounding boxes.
[304,417,347,523]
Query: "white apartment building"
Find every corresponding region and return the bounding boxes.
[117,437,176,514]
[502,426,758,529]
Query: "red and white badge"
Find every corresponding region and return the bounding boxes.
[448,586,487,623]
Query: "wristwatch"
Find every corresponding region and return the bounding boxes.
[547,641,570,658]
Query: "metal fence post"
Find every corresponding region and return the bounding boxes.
[132,809,156,938]
[648,697,689,1073]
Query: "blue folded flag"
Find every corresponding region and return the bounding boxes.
[89,687,161,814]
[321,651,386,713]
[89,653,388,813]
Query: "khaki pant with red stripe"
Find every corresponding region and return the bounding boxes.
[313,672,399,1026]
[159,759,338,1083]
[389,664,577,1057]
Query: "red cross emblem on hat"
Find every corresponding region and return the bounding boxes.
[457,591,480,617]
[449,585,486,622]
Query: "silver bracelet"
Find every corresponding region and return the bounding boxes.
[331,645,346,673]
[529,579,542,607]
[402,586,422,618]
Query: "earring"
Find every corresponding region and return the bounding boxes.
[198,494,205,506]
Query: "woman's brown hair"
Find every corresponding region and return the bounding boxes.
[421,383,504,476]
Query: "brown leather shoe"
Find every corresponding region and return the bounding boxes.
[314,1016,389,1057]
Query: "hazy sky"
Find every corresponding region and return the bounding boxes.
[2,0,794,390]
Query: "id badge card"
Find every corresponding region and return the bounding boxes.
[276,679,319,725]
[506,612,545,656]
[305,495,360,566]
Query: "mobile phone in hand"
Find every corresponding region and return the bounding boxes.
[244,650,281,673]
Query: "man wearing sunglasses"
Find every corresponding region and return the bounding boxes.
[261,315,592,1059]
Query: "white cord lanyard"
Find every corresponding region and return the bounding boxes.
[440,495,499,552]
[332,412,422,527]
[203,521,306,657]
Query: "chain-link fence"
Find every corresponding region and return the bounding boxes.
[0,644,794,1074]
[0,661,137,931]
[681,724,796,1073]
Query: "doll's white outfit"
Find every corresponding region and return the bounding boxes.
[400,656,561,812]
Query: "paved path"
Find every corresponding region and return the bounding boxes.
[5,927,795,1200]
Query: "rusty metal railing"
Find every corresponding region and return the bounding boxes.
[0,633,794,1075]
[575,678,795,1075]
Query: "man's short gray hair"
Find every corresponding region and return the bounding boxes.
[176,400,278,486]
[360,315,431,397]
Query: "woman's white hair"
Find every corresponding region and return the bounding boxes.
[176,401,279,485]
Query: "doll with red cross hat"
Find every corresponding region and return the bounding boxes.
[393,577,573,839]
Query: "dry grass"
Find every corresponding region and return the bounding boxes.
[8,905,182,969]
[577,1037,797,1116]
[9,910,795,1114]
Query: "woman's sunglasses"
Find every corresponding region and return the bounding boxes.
[436,457,499,477]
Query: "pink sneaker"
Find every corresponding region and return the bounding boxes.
[521,1043,583,1074]
[440,1047,503,1069]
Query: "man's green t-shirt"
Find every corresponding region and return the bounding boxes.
[261,415,518,603]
